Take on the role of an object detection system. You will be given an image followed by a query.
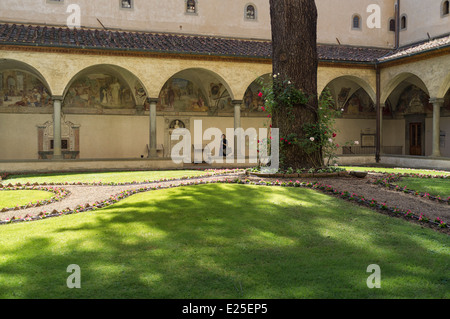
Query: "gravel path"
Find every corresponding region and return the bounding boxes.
[245,173,450,226]
[0,174,242,221]
[1,172,449,233]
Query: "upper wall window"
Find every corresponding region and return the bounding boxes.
[443,0,450,16]
[389,18,396,32]
[245,4,256,20]
[121,0,132,9]
[46,0,64,3]
[400,15,407,30]
[352,15,361,30]
[186,0,197,14]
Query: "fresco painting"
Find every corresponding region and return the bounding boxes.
[157,78,210,112]
[0,71,52,107]
[63,74,136,109]
[343,88,376,115]
[393,85,433,115]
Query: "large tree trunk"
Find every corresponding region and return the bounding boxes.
[269,0,322,169]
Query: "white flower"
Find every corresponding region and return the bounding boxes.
[310,137,315,142]
[287,81,291,84]
[273,74,277,78]
[354,141,359,145]
[341,108,344,112]
[328,138,333,143]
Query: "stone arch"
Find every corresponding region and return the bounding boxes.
[438,72,450,99]
[381,72,429,105]
[62,64,149,110]
[156,68,236,114]
[321,75,376,112]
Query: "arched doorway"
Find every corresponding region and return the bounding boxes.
[383,73,431,156]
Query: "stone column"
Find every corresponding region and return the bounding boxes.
[380,103,385,154]
[148,98,158,158]
[430,98,444,157]
[233,100,242,158]
[52,96,63,160]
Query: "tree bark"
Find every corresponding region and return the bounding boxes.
[269,0,322,168]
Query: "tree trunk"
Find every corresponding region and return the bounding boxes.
[269,0,322,169]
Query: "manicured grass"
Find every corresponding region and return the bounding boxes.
[0,184,448,299]
[0,190,54,209]
[342,166,450,176]
[396,177,450,197]
[4,170,210,185]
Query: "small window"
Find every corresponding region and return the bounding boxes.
[352,15,361,29]
[401,15,407,30]
[389,18,396,32]
[46,0,64,3]
[443,1,450,16]
[186,0,196,14]
[121,0,132,9]
[50,140,68,150]
[246,5,256,20]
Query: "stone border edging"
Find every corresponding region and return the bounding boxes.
[372,173,450,205]
[0,186,70,213]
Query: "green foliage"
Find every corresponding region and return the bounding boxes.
[258,74,347,168]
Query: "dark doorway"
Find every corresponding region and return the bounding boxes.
[409,123,422,155]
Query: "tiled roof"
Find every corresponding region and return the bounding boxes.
[377,34,450,62]
[0,23,447,63]
[0,23,272,58]
[317,44,391,63]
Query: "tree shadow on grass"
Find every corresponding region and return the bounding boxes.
[0,184,449,299]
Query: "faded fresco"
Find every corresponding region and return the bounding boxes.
[243,83,265,112]
[157,78,209,112]
[157,78,236,114]
[0,71,52,107]
[343,88,376,115]
[392,85,433,115]
[63,74,139,109]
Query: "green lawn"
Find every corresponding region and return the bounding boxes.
[396,177,450,197]
[342,166,450,176]
[0,184,448,299]
[0,190,54,209]
[4,170,211,185]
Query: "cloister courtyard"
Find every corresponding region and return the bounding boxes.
[0,166,448,299]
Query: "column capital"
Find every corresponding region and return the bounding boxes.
[429,97,444,105]
[232,100,243,105]
[52,96,64,102]
[147,97,159,104]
